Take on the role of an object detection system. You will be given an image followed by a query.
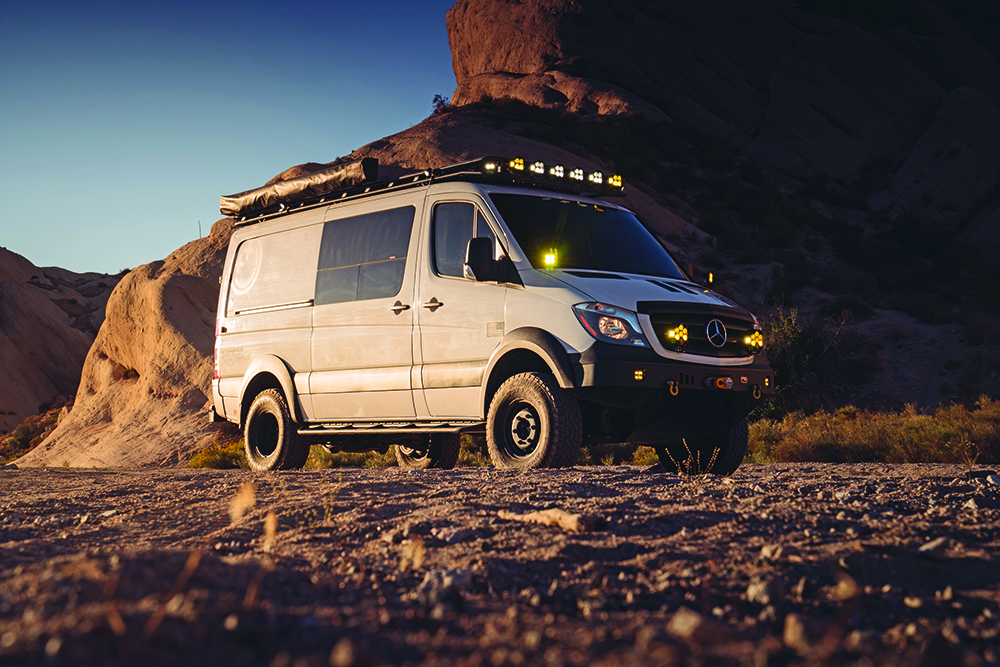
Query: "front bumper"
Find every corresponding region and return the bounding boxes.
[567,342,775,443]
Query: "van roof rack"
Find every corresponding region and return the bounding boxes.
[225,156,625,226]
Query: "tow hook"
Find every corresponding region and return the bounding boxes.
[667,380,679,396]
[752,384,762,400]
[705,376,734,390]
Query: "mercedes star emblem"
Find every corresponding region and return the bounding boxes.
[706,319,727,347]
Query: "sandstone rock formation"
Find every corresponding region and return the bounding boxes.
[446,0,1000,243]
[0,247,117,433]
[18,220,233,467]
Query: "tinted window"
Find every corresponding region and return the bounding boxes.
[315,206,414,305]
[489,194,685,279]
[434,202,498,278]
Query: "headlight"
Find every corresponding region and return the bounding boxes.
[574,302,650,347]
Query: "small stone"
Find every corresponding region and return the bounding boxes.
[667,607,739,643]
[904,596,924,608]
[431,526,473,545]
[783,613,827,655]
[747,577,780,606]
[918,537,949,558]
[962,499,978,511]
[760,544,783,561]
[100,510,118,518]
[329,638,355,667]
[986,475,1000,486]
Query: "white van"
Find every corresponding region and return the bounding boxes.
[210,157,773,473]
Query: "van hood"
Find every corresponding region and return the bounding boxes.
[545,269,750,314]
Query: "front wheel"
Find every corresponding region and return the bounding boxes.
[244,389,310,471]
[655,418,748,476]
[394,433,462,470]
[487,372,582,469]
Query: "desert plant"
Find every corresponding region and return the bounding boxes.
[186,440,248,469]
[747,396,1000,464]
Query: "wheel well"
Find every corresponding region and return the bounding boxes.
[240,373,284,427]
[483,349,552,416]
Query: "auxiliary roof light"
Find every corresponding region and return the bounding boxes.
[549,164,565,178]
[569,168,584,181]
[509,157,525,171]
[588,171,604,185]
[544,250,557,268]
[608,174,623,188]
[530,161,545,174]
[484,161,499,174]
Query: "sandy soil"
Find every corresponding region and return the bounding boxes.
[0,463,998,666]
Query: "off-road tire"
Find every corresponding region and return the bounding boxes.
[394,433,462,470]
[654,418,749,476]
[244,389,310,471]
[487,372,582,469]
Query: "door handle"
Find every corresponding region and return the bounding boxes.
[390,301,410,313]
[422,299,444,310]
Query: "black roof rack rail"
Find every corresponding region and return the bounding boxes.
[227,156,625,227]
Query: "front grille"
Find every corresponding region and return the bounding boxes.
[640,302,756,358]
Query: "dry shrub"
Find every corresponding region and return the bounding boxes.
[186,439,248,469]
[305,446,396,469]
[748,397,1000,464]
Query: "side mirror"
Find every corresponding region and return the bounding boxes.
[464,237,495,281]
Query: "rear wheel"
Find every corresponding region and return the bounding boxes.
[487,372,582,469]
[655,418,748,476]
[244,389,310,471]
[394,433,462,470]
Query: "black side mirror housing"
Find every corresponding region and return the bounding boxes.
[464,237,496,281]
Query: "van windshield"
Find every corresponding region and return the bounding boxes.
[489,193,686,279]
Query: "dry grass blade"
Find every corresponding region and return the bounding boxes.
[103,573,127,637]
[262,510,278,553]
[244,558,275,611]
[229,480,256,524]
[142,549,204,638]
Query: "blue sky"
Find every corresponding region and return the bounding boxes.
[1,0,458,274]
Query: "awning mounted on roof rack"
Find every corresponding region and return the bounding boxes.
[220,158,378,219]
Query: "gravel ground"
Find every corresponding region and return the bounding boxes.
[0,463,998,666]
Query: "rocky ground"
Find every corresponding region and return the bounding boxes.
[0,463,998,666]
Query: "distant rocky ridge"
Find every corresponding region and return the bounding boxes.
[0,247,117,434]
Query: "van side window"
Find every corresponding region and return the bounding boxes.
[315,206,414,305]
[228,225,321,316]
[433,202,497,278]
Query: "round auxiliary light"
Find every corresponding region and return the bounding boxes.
[569,168,584,181]
[484,161,498,173]
[509,157,525,171]
[549,165,565,178]
[665,324,688,350]
[530,161,545,174]
[608,174,623,188]
[744,330,764,353]
[543,250,557,268]
[588,171,603,185]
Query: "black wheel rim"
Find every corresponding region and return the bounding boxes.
[252,413,279,457]
[398,443,429,461]
[504,401,541,458]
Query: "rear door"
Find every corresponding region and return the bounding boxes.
[415,196,509,419]
[308,201,420,420]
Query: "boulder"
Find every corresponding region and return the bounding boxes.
[18,219,233,468]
